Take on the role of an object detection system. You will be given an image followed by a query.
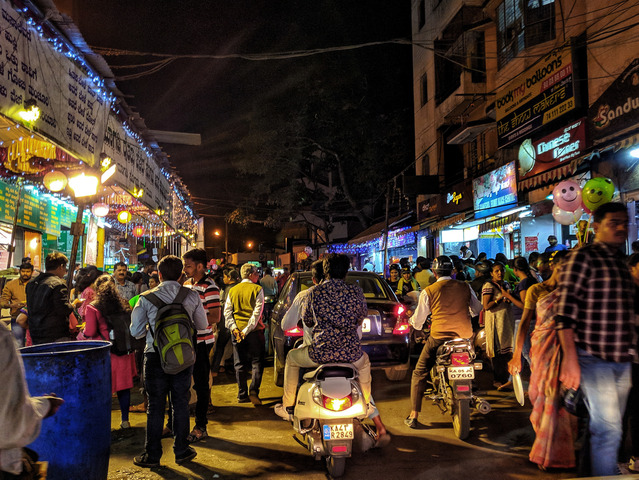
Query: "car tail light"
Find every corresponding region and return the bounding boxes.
[284,326,303,337]
[323,395,352,411]
[393,320,410,335]
[396,304,406,316]
[451,352,470,366]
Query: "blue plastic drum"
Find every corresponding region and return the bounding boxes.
[20,341,112,480]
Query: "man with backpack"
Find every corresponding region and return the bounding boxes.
[130,255,208,468]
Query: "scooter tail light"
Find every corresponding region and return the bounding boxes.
[332,445,348,453]
[451,352,471,366]
[323,395,352,411]
[284,326,303,337]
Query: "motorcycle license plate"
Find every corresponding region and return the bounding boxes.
[448,366,475,380]
[361,318,371,333]
[323,423,353,440]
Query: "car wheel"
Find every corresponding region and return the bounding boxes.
[384,364,409,381]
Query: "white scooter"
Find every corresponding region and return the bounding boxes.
[291,363,368,477]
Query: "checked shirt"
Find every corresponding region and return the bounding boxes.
[554,241,636,363]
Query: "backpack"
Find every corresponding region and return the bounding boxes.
[104,311,133,356]
[142,287,196,374]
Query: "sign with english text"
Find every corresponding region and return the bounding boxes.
[517,118,587,180]
[438,181,473,216]
[472,162,517,219]
[496,47,576,148]
[0,1,111,165]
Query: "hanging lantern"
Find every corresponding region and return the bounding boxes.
[91,202,109,217]
[43,170,67,192]
[117,210,131,224]
[132,225,145,237]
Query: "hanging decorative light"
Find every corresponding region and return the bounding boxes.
[117,210,131,224]
[43,170,67,192]
[132,225,145,237]
[91,202,109,217]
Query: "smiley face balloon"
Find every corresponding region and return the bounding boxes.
[552,180,582,212]
[582,177,615,212]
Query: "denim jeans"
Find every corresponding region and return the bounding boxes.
[232,330,264,400]
[10,318,25,347]
[144,352,193,460]
[577,348,632,476]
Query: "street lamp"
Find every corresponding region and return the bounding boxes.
[247,241,253,249]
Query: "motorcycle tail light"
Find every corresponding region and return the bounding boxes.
[451,352,470,366]
[456,385,470,392]
[284,326,303,337]
[392,320,410,335]
[323,395,352,411]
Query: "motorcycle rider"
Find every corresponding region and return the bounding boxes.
[404,255,483,428]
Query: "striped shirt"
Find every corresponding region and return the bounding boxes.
[184,276,220,344]
[553,242,636,363]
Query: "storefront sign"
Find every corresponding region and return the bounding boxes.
[518,118,587,180]
[0,1,111,165]
[589,58,639,142]
[524,236,539,253]
[472,162,518,219]
[496,47,575,147]
[417,197,437,222]
[439,182,473,216]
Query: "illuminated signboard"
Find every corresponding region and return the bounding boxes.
[496,46,576,147]
[518,118,587,180]
[472,162,517,219]
[439,181,473,216]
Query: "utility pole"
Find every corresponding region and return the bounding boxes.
[382,183,390,277]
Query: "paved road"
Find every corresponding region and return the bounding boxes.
[107,364,582,480]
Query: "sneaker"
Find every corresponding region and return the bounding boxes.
[238,396,250,404]
[274,403,292,421]
[629,456,638,473]
[120,420,131,429]
[133,452,160,468]
[175,446,197,465]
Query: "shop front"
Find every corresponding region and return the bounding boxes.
[431,181,475,258]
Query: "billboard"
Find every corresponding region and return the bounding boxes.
[496,47,575,147]
[518,118,587,180]
[473,162,517,219]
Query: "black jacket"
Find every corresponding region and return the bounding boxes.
[26,272,73,344]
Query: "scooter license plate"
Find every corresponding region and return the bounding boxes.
[448,366,475,380]
[323,423,353,440]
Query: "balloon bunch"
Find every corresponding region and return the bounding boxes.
[551,177,615,244]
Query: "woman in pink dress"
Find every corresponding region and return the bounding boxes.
[76,266,100,320]
[82,274,137,430]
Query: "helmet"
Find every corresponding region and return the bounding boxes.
[475,260,493,276]
[432,255,453,275]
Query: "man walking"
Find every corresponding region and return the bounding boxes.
[130,255,208,468]
[555,202,636,476]
[26,253,73,345]
[1,262,34,346]
[224,263,265,405]
[182,248,220,443]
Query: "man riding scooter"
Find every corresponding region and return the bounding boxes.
[404,255,483,428]
[274,254,390,446]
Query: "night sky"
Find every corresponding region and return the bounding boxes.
[70,1,413,245]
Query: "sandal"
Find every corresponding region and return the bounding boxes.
[129,402,147,413]
[187,426,208,443]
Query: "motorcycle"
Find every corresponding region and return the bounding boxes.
[290,363,368,477]
[429,337,491,439]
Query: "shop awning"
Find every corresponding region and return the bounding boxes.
[429,212,468,232]
[478,212,520,233]
[348,212,414,244]
[517,155,588,192]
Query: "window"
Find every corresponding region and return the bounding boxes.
[497,0,555,69]
[418,0,426,30]
[420,73,428,106]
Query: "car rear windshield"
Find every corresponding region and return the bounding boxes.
[345,275,391,300]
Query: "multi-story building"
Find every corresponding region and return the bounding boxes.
[412,0,639,258]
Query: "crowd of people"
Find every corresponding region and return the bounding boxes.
[392,202,638,476]
[1,202,637,476]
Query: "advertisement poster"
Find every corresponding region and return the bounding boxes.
[518,118,587,180]
[473,162,517,219]
[588,58,639,142]
[496,47,575,147]
[524,236,539,253]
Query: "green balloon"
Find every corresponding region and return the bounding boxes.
[582,177,615,212]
